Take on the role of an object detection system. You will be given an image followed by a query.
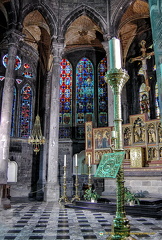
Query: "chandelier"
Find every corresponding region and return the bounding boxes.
[28,53,45,154]
[28,114,45,154]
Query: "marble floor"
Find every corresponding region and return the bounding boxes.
[0,201,162,240]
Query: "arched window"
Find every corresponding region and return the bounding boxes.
[11,86,17,137]
[139,83,150,118]
[98,57,108,126]
[76,58,94,139]
[155,82,160,119]
[59,59,72,138]
[19,84,33,138]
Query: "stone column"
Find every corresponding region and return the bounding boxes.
[45,42,63,202]
[102,39,114,126]
[0,30,23,206]
[36,72,51,201]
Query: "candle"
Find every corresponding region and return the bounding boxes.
[88,154,91,166]
[64,155,66,166]
[109,37,122,70]
[75,154,78,166]
[111,131,116,138]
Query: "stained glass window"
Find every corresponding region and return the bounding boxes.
[22,63,33,78]
[139,83,150,118]
[155,82,160,119]
[19,84,32,138]
[11,86,16,137]
[2,54,21,70]
[16,79,23,84]
[59,59,72,138]
[0,76,5,81]
[76,57,94,138]
[98,57,108,126]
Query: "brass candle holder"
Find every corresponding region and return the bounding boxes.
[105,68,136,240]
[71,165,80,202]
[88,164,92,188]
[59,165,69,203]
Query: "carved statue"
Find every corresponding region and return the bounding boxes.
[148,124,156,143]
[124,127,131,146]
[134,118,145,142]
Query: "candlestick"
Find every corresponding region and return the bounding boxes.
[71,165,80,203]
[59,165,69,203]
[64,154,66,166]
[105,38,135,240]
[109,37,122,70]
[88,154,91,166]
[75,154,78,166]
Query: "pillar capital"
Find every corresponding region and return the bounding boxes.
[4,29,25,47]
[51,38,64,62]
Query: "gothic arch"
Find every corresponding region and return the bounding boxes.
[21,2,57,37]
[60,4,107,40]
[111,0,136,35]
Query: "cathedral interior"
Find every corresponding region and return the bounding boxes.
[0,0,162,239]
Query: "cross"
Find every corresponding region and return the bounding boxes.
[129,40,154,91]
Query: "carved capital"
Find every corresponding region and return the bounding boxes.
[4,29,25,46]
[51,38,64,62]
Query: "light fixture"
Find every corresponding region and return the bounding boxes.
[28,54,45,154]
[28,114,45,154]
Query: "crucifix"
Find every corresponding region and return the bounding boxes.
[129,40,154,91]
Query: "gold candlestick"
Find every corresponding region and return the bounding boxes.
[88,165,92,188]
[71,165,80,202]
[59,165,69,203]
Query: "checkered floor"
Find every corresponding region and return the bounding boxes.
[0,201,162,240]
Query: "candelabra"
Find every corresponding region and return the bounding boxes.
[88,165,92,188]
[71,165,80,202]
[59,165,69,203]
[105,69,136,240]
[103,37,135,240]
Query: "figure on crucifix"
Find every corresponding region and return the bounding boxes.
[129,40,154,92]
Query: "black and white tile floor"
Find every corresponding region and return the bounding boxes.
[0,201,162,240]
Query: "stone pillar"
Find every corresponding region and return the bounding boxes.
[45,42,63,202]
[102,39,114,126]
[0,30,23,206]
[36,72,51,201]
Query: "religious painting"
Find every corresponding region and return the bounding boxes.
[85,121,93,150]
[93,127,111,149]
[93,127,112,164]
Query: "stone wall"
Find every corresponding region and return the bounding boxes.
[9,139,33,197]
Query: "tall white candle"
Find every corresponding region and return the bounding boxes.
[109,37,122,70]
[64,155,66,166]
[111,131,116,138]
[88,154,91,166]
[75,154,78,166]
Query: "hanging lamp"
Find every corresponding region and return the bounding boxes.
[28,58,45,154]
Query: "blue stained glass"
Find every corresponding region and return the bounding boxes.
[76,58,94,129]
[2,54,21,70]
[19,84,32,138]
[98,57,108,126]
[59,59,72,137]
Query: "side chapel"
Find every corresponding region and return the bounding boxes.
[0,0,162,205]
